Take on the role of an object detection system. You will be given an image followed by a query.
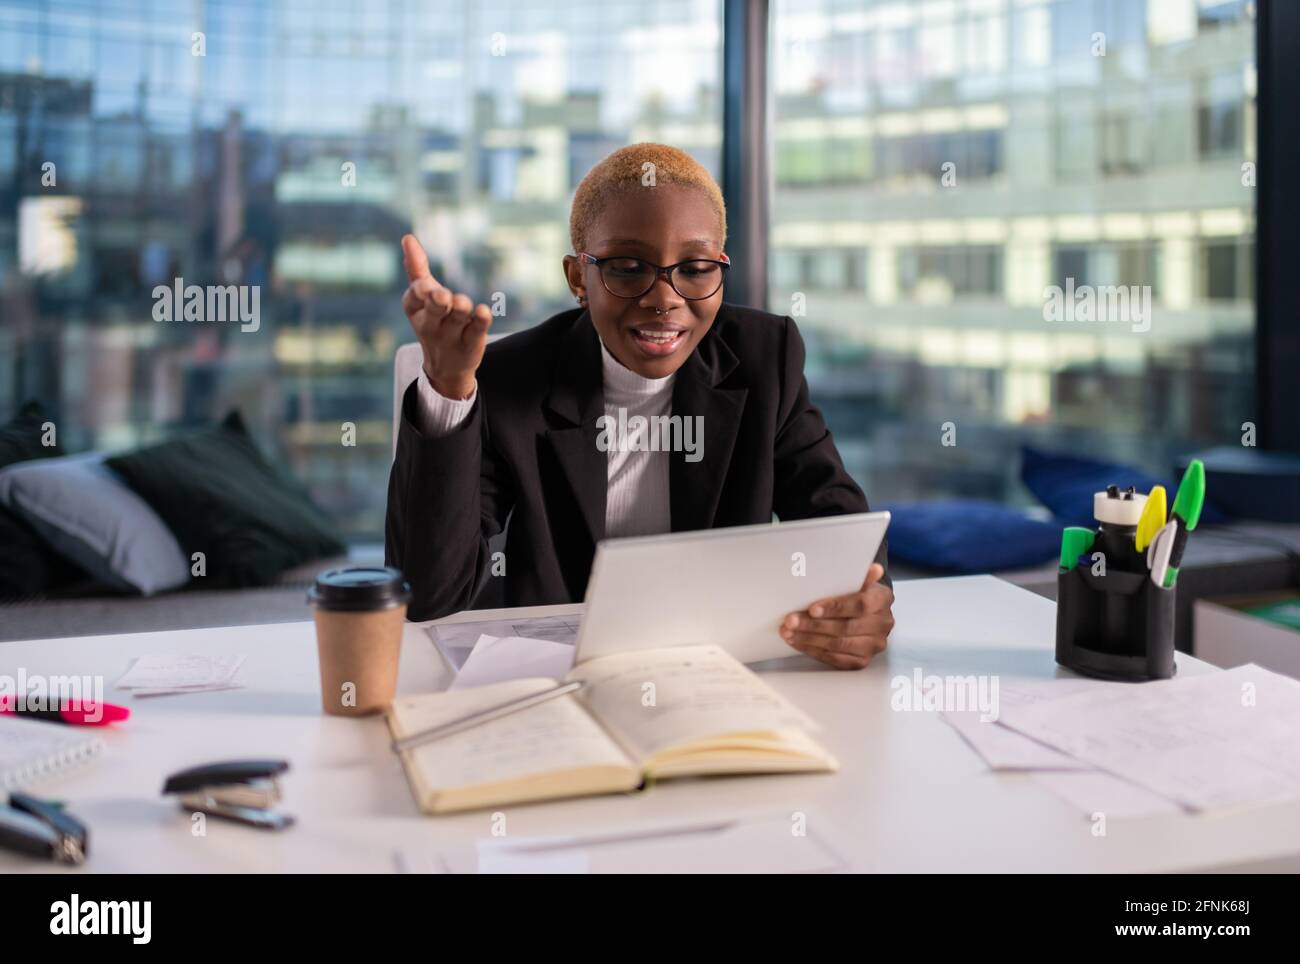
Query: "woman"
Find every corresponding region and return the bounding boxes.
[386,143,893,669]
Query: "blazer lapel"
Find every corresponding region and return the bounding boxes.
[543,308,749,544]
[543,311,607,547]
[671,319,747,533]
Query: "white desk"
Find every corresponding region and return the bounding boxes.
[4,575,1299,873]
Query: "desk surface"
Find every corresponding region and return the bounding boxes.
[3,575,1298,873]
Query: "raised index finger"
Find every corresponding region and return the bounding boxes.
[401,234,433,283]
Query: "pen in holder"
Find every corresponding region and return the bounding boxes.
[1054,484,1178,682]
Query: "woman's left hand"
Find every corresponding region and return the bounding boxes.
[780,563,894,669]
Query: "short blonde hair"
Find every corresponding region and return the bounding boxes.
[569,143,727,253]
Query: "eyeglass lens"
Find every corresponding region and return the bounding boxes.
[600,258,724,299]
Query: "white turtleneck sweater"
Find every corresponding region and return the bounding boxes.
[414,339,674,538]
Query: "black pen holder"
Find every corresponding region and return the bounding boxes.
[1055,564,1176,681]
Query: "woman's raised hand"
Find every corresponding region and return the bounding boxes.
[400,234,492,400]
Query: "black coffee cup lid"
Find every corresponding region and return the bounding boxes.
[308,567,412,612]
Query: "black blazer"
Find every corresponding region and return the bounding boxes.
[385,302,887,621]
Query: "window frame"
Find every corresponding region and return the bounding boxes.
[1256,0,1299,451]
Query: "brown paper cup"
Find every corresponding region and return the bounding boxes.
[308,567,412,717]
[313,605,406,716]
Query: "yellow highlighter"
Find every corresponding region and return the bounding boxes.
[1135,484,1167,552]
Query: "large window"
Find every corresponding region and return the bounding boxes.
[0,0,1263,538]
[0,0,724,540]
[769,0,1256,505]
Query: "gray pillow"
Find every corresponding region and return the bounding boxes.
[0,453,190,595]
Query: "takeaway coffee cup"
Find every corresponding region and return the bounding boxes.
[308,567,411,717]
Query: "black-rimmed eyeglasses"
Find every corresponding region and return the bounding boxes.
[578,252,730,301]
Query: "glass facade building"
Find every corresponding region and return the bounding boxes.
[0,0,724,540]
[1,0,1255,540]
[771,0,1255,506]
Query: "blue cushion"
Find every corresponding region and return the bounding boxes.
[0,453,191,595]
[882,500,1061,573]
[1020,445,1228,528]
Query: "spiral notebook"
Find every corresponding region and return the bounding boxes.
[0,716,103,791]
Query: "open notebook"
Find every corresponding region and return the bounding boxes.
[388,645,837,814]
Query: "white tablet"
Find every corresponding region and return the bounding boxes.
[574,511,891,665]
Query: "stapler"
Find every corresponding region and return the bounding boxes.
[0,792,89,864]
[162,760,295,831]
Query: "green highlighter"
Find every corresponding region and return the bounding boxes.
[1162,459,1206,588]
[1059,526,1096,572]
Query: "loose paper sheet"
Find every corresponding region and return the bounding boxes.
[428,614,580,670]
[940,674,1129,771]
[999,664,1300,813]
[1032,770,1184,819]
[396,810,848,874]
[449,634,576,690]
[115,654,245,697]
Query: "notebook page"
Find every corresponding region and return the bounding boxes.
[389,679,633,792]
[0,716,104,790]
[566,645,818,762]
